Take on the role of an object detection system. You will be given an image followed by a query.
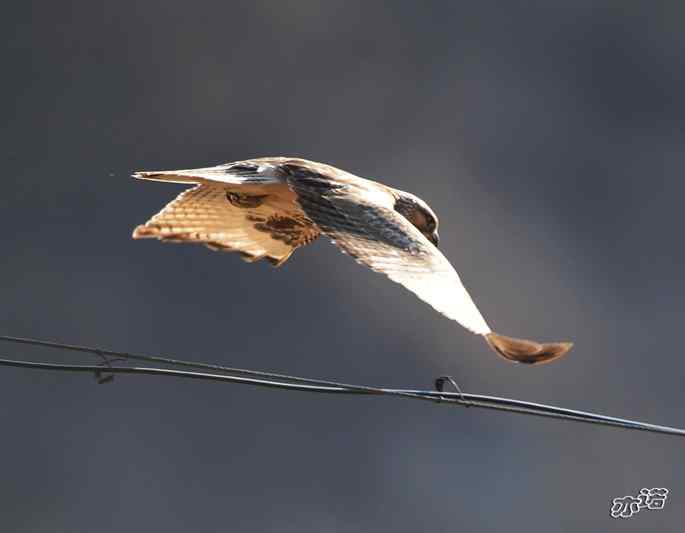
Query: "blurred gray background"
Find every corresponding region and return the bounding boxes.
[1,1,684,531]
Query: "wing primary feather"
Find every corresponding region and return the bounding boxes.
[132,161,282,185]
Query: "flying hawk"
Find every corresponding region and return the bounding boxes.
[132,157,572,364]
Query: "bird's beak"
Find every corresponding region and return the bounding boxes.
[430,231,440,247]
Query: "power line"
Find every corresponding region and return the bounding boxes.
[1,334,684,437]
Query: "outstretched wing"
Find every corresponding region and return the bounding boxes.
[132,176,319,266]
[285,169,492,335]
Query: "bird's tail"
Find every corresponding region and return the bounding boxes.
[485,332,573,365]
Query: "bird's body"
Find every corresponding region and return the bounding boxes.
[133,157,572,364]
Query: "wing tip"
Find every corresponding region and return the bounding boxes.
[131,224,152,239]
[132,171,159,180]
[131,170,203,184]
[485,332,573,365]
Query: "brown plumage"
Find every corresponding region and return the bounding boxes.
[132,157,572,365]
[485,333,572,365]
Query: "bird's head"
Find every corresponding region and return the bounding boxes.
[393,191,440,247]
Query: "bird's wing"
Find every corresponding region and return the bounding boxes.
[132,160,284,186]
[285,168,492,335]
[132,177,319,266]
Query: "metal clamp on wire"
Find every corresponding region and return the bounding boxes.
[435,375,472,407]
[93,349,115,385]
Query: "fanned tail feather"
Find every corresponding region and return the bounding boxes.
[485,332,573,365]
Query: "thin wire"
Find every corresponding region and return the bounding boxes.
[0,335,429,401]
[1,335,684,437]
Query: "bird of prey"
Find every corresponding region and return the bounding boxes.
[132,157,572,364]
